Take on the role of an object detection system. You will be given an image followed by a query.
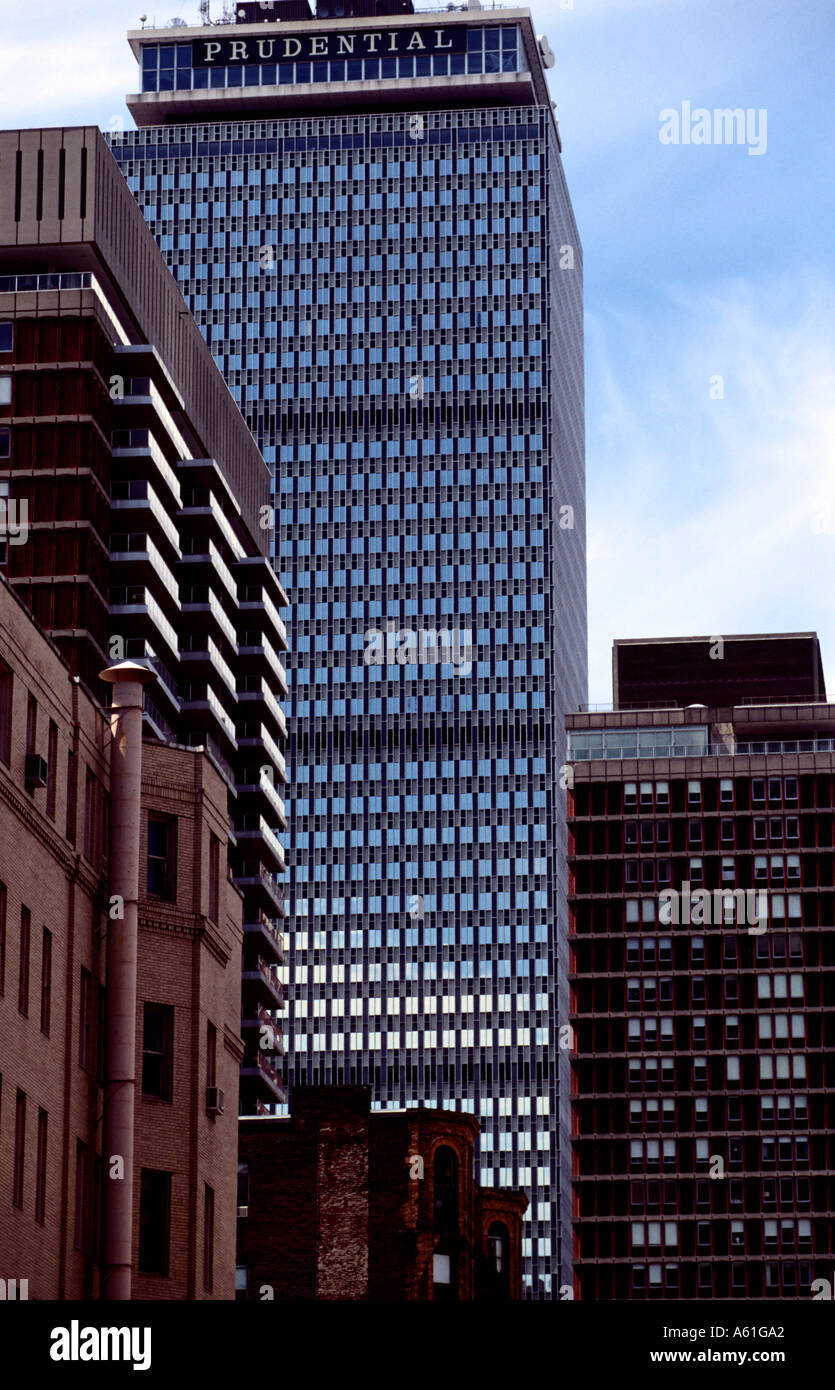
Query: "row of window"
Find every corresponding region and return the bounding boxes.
[3,1084,49,1222]
[625,972,804,1004]
[629,1136,809,1167]
[626,1177,811,1208]
[0,886,52,1032]
[628,1262,813,1294]
[628,1094,809,1128]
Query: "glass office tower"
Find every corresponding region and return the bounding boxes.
[111,1,586,1295]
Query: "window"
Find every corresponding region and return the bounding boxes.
[237,1162,249,1217]
[0,323,12,353]
[79,967,95,1070]
[83,770,95,861]
[73,1140,91,1251]
[434,1146,459,1233]
[203,1184,215,1293]
[0,660,12,765]
[0,880,5,995]
[46,721,58,819]
[206,1020,217,1090]
[35,1108,48,1226]
[25,693,37,757]
[208,832,220,922]
[65,749,76,843]
[147,815,177,899]
[13,1089,26,1208]
[18,905,30,1016]
[0,427,8,458]
[0,376,11,405]
[142,1003,174,1101]
[720,778,734,804]
[40,927,52,1035]
[139,1170,172,1275]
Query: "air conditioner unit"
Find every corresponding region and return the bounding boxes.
[206,1087,225,1116]
[24,754,48,789]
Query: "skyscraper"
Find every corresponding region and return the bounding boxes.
[111,1,586,1294]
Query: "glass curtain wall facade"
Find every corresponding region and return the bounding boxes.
[111,10,586,1294]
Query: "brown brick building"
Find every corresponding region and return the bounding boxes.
[237,1086,528,1300]
[0,573,243,1298]
[568,635,835,1300]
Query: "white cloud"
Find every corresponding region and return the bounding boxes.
[586,272,835,701]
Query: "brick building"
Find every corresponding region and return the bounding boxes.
[237,1086,528,1300]
[0,573,243,1298]
[567,634,835,1300]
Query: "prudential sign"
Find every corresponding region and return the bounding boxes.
[192,27,468,65]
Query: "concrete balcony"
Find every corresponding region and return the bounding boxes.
[181,684,237,746]
[111,480,181,558]
[237,815,285,872]
[112,432,181,510]
[238,635,289,698]
[235,553,289,609]
[239,1047,286,1106]
[238,586,287,650]
[238,722,287,781]
[243,911,287,963]
[179,494,247,563]
[181,636,237,699]
[181,539,238,609]
[237,772,288,828]
[242,954,285,1011]
[237,683,288,756]
[234,865,286,917]
[109,535,180,614]
[241,1002,286,1055]
[182,586,238,652]
[109,585,179,664]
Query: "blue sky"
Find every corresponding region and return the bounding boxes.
[2,0,833,701]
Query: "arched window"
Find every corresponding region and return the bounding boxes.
[433,1146,459,1234]
[487,1221,511,1296]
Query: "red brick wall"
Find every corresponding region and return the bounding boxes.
[0,577,107,1299]
[239,1090,526,1302]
